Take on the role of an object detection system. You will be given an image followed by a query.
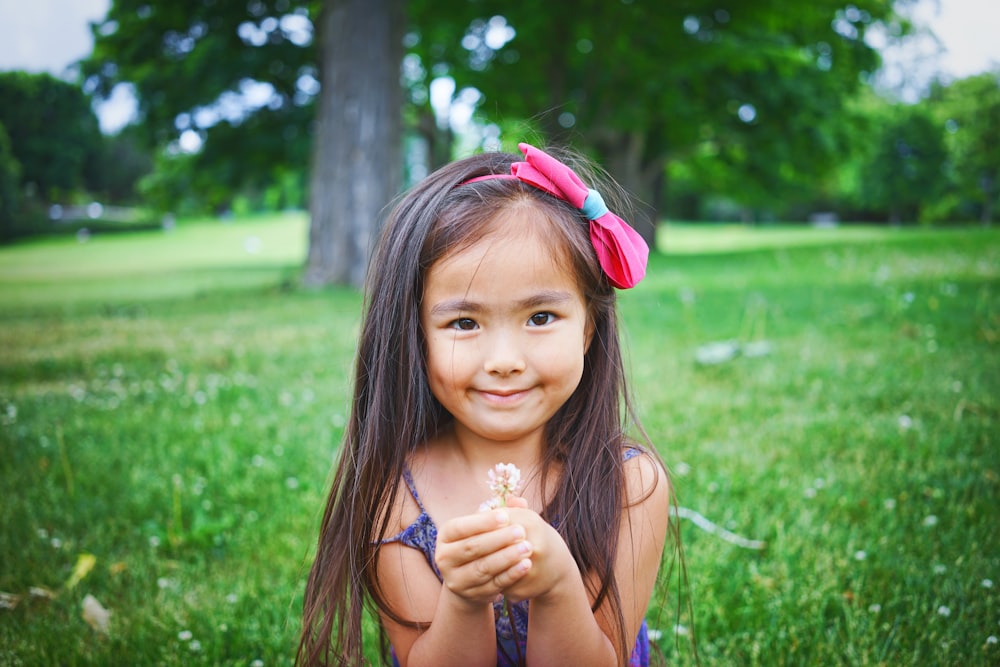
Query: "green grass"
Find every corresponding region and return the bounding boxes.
[1,217,997,666]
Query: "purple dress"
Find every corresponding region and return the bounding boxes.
[382,451,650,667]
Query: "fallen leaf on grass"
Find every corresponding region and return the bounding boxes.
[65,553,96,591]
[29,586,57,600]
[82,594,111,635]
[0,591,22,610]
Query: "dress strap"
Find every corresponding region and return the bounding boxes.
[400,467,427,513]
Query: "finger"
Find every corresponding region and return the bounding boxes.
[438,509,511,543]
[440,541,533,602]
[493,557,532,593]
[506,496,529,509]
[436,524,526,571]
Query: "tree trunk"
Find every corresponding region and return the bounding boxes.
[598,130,663,251]
[304,0,404,288]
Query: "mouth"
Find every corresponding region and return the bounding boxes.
[477,388,530,404]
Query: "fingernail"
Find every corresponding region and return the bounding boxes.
[511,525,525,540]
[495,511,509,525]
[518,541,532,555]
[518,558,531,572]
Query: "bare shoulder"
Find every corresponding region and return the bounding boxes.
[623,447,671,509]
[376,469,423,540]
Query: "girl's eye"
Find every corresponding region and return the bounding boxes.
[528,312,556,327]
[450,318,477,331]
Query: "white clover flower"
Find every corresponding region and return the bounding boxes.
[933,564,947,575]
[854,550,867,561]
[937,605,951,617]
[982,579,994,589]
[923,515,939,527]
[481,463,522,510]
[178,630,193,641]
[986,635,998,645]
[868,604,881,613]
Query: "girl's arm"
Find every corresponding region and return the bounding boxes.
[506,452,671,666]
[377,510,533,667]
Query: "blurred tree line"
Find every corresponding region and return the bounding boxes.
[0,0,997,281]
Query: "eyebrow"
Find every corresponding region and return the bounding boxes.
[428,290,574,316]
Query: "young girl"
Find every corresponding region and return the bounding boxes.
[298,143,672,667]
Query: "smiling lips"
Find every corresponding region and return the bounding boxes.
[477,387,531,404]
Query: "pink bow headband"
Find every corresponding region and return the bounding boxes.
[461,143,648,289]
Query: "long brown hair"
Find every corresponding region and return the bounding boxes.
[297,147,658,666]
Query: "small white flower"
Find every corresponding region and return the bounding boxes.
[189,640,202,652]
[868,604,881,613]
[933,564,947,575]
[854,550,867,561]
[157,577,170,589]
[149,536,161,548]
[986,635,998,645]
[923,515,938,527]
[482,463,522,511]
[883,498,896,510]
[803,487,817,499]
[226,593,238,604]
[286,476,300,490]
[251,660,264,667]
[178,630,193,641]
[672,624,689,636]
[674,461,691,476]
[488,463,522,500]
[646,628,663,642]
[898,415,913,430]
[982,579,994,589]
[937,605,951,617]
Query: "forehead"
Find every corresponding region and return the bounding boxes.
[424,209,583,301]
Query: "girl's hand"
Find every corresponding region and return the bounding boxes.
[434,509,534,607]
[498,507,577,604]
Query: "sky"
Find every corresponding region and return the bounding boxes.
[0,0,998,133]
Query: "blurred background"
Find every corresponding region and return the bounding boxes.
[1,1,998,665]
[0,0,998,282]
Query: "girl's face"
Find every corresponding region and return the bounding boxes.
[420,209,592,448]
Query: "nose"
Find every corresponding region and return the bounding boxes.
[482,330,526,376]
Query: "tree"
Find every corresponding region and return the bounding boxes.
[304,0,403,286]
[930,71,1000,225]
[84,0,405,287]
[0,122,21,240]
[856,103,948,223]
[0,71,103,200]
[408,0,910,233]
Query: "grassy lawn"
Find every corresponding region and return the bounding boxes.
[1,216,997,665]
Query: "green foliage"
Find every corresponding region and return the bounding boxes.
[929,71,1000,225]
[1,217,997,665]
[0,71,103,200]
[855,103,949,222]
[408,0,909,224]
[0,122,21,239]
[82,0,318,200]
[88,127,154,204]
